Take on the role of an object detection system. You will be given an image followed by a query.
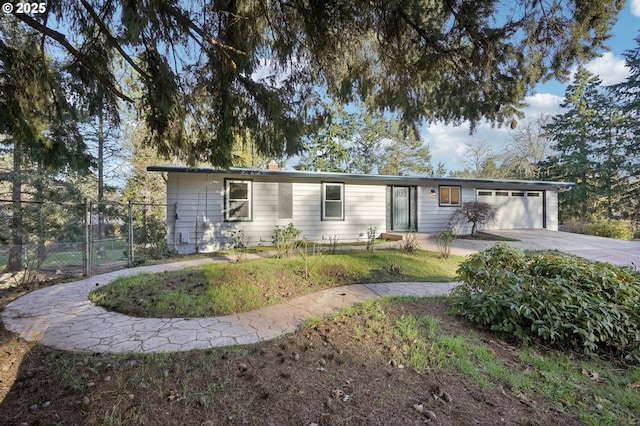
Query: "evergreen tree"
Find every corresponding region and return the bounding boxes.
[9,1,622,167]
[0,20,90,271]
[296,103,352,172]
[434,162,447,178]
[347,109,389,174]
[612,33,640,234]
[379,124,433,176]
[542,67,628,222]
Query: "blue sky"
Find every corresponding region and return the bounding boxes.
[425,1,640,173]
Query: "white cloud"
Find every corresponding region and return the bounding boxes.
[522,93,564,117]
[565,52,630,86]
[424,93,564,172]
[424,119,514,171]
[631,0,640,17]
[584,52,630,85]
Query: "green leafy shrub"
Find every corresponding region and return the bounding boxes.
[562,219,633,240]
[454,243,527,292]
[451,244,640,362]
[585,219,633,240]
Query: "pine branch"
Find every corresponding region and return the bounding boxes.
[12,13,134,103]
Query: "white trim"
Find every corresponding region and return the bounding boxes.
[322,182,344,220]
[439,185,461,206]
[225,179,252,221]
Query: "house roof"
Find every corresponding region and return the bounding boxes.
[147,165,576,189]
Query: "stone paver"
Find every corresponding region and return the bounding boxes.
[3,229,637,354]
[1,258,459,353]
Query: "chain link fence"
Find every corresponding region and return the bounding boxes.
[0,200,168,287]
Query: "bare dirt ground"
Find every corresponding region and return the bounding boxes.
[0,279,585,426]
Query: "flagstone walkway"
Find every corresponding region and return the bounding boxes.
[1,258,458,353]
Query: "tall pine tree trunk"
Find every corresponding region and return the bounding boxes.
[36,162,46,263]
[7,138,23,272]
[97,112,106,258]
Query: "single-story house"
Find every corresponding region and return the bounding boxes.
[147,164,575,254]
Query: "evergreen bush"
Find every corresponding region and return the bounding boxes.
[451,244,640,362]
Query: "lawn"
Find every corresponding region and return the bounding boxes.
[89,249,462,317]
[1,247,639,425]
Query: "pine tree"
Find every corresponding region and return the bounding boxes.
[542,67,630,222]
[0,21,91,271]
[296,103,353,172]
[612,33,640,234]
[8,1,622,167]
[378,123,433,176]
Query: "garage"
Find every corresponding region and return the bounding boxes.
[477,190,545,229]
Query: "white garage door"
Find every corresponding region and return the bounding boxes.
[477,190,544,229]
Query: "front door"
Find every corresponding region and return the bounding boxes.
[392,186,410,231]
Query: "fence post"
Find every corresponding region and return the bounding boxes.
[128,200,134,266]
[83,198,91,277]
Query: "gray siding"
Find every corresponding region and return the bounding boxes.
[417,186,475,234]
[545,190,559,231]
[164,171,563,254]
[167,172,386,254]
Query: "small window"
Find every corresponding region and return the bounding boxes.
[496,191,509,196]
[322,183,344,220]
[478,191,492,196]
[225,179,252,221]
[439,186,461,206]
[511,191,525,197]
[527,192,540,197]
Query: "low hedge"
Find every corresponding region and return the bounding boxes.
[562,219,633,240]
[451,244,640,362]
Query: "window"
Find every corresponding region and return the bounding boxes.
[511,191,525,197]
[225,179,252,221]
[496,191,509,196]
[322,183,344,220]
[478,191,492,196]
[439,186,461,206]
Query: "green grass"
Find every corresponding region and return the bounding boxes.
[519,349,640,425]
[0,243,128,269]
[355,298,638,425]
[89,248,462,318]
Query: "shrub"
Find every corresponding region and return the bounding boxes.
[223,226,247,261]
[585,219,633,240]
[396,231,420,253]
[272,223,302,257]
[435,228,457,259]
[365,227,377,251]
[454,243,527,292]
[451,244,640,362]
[562,218,633,240]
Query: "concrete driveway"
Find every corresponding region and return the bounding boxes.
[418,229,640,267]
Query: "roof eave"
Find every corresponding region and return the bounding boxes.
[146,165,576,188]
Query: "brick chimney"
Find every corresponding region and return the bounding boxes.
[267,160,279,170]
